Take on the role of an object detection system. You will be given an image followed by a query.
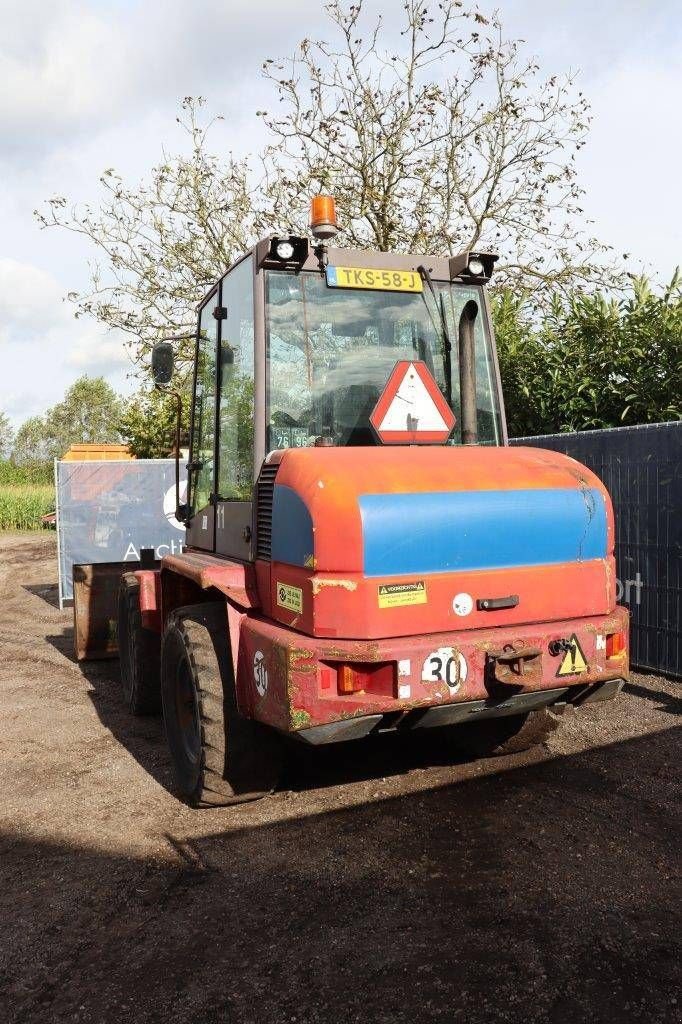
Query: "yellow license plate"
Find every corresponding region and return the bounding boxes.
[325,266,423,293]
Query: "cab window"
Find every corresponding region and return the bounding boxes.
[217,257,255,499]
[189,295,217,515]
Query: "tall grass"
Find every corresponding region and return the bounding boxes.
[0,484,55,531]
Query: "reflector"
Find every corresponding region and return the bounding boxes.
[338,664,363,694]
[606,632,626,658]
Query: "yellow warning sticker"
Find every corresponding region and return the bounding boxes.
[276,582,303,614]
[378,581,427,609]
[556,633,589,677]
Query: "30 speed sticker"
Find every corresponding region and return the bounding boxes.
[276,582,303,614]
[422,647,467,691]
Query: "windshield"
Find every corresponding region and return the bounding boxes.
[265,270,502,450]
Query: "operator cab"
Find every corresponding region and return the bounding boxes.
[168,197,505,561]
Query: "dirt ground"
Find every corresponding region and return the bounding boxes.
[0,533,679,1024]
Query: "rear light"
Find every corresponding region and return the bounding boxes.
[606,632,626,658]
[335,662,395,697]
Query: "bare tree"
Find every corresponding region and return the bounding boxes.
[36,99,267,369]
[261,1,611,295]
[37,2,617,371]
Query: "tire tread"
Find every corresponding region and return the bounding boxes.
[118,573,161,715]
[161,603,282,807]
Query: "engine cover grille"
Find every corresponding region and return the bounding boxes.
[255,462,278,560]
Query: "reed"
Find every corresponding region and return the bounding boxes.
[0,485,55,531]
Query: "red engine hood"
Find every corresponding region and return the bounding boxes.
[260,445,616,638]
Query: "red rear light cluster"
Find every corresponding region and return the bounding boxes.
[322,661,396,697]
[605,632,627,659]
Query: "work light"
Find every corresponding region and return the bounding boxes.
[275,240,295,261]
[260,235,309,268]
[448,250,499,282]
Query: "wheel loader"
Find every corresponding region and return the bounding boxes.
[74,195,629,805]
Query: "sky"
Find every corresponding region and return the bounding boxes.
[1,0,680,431]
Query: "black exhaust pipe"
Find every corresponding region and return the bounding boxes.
[458,300,479,445]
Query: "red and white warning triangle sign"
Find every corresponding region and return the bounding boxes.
[370,360,456,444]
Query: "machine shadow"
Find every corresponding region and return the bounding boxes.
[23,581,61,609]
[2,727,679,1024]
[45,620,682,810]
[624,679,682,715]
[45,622,544,802]
[46,625,173,794]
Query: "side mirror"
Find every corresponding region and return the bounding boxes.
[151,341,174,385]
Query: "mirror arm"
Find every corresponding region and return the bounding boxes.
[173,389,185,523]
[151,333,195,525]
[154,382,188,524]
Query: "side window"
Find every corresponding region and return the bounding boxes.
[218,258,255,500]
[190,296,217,515]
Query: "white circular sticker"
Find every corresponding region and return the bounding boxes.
[253,650,268,697]
[453,592,474,617]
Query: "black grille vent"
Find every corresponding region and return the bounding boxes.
[256,462,279,559]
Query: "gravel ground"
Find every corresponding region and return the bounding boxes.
[0,533,680,1024]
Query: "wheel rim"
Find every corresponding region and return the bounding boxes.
[174,657,201,766]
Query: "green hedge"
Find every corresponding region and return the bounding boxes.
[0,485,55,531]
[0,460,53,485]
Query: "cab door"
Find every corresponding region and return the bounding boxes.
[215,255,255,561]
[186,288,218,551]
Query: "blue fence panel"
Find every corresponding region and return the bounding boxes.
[56,459,187,607]
[511,422,681,677]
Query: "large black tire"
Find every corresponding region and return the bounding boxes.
[452,707,564,758]
[117,573,161,715]
[160,603,283,807]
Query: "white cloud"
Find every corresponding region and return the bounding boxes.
[0,1,130,155]
[0,259,62,341]
[0,0,332,161]
[0,256,125,355]
[488,0,682,279]
[0,257,132,425]
[66,335,131,373]
[578,61,682,279]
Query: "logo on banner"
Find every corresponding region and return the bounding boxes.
[163,480,188,532]
[369,360,456,444]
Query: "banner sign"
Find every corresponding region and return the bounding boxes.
[56,459,187,607]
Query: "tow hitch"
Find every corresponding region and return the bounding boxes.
[488,644,543,686]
